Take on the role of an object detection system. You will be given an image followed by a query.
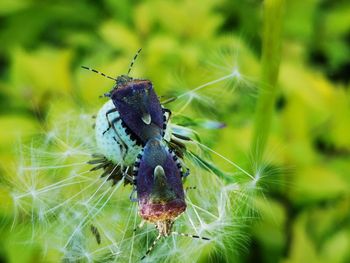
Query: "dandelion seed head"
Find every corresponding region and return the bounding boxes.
[7,57,264,262]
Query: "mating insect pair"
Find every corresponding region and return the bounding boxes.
[83,49,209,260]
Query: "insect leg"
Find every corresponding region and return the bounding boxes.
[172,231,210,240]
[141,234,162,260]
[129,186,138,202]
[102,108,119,135]
[112,135,128,161]
[182,166,190,178]
[104,111,129,160]
[133,220,145,232]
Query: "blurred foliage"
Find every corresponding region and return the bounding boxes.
[0,0,350,262]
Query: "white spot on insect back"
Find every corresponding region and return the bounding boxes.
[95,100,142,166]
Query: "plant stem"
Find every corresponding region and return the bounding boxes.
[251,0,284,164]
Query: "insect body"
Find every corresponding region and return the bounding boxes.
[134,137,209,259]
[106,76,167,144]
[83,51,207,259]
[84,49,168,148]
[135,137,186,226]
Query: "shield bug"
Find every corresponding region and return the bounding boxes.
[133,137,209,260]
[83,49,170,146]
[83,50,188,184]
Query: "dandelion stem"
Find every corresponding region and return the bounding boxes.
[251,0,284,163]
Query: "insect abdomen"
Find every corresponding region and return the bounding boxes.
[135,138,186,222]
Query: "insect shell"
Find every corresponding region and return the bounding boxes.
[106,74,167,142]
[134,137,210,260]
[135,137,186,260]
[86,49,168,146]
[135,137,186,231]
[100,71,171,158]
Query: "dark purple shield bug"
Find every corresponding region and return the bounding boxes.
[135,137,186,225]
[82,49,171,161]
[133,137,209,259]
[107,77,165,144]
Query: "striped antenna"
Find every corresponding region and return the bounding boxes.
[81,66,118,81]
[141,234,162,260]
[172,231,210,241]
[127,48,142,76]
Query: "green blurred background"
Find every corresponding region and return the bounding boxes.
[0,0,350,262]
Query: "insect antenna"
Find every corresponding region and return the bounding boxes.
[127,48,142,76]
[172,231,210,241]
[81,66,118,81]
[141,234,162,260]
